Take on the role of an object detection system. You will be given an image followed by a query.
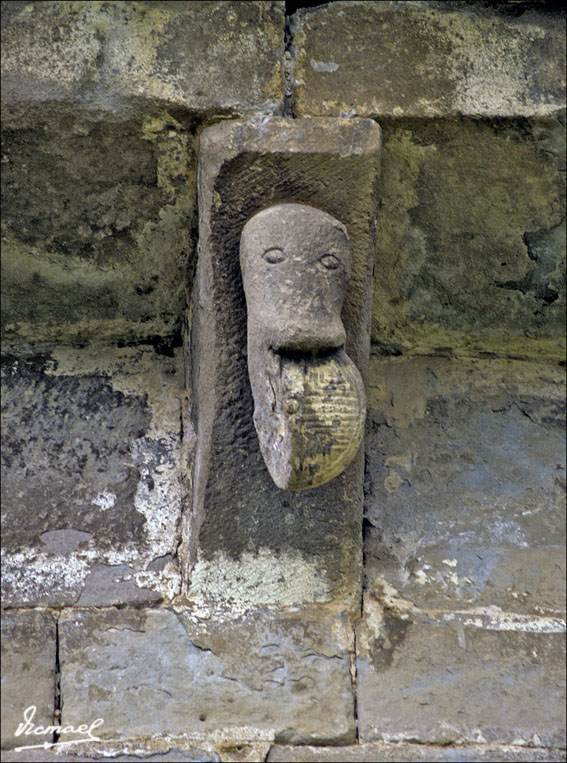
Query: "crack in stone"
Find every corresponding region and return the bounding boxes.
[52,615,61,745]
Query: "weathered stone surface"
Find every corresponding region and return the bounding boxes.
[240,203,365,489]
[364,356,566,615]
[1,0,284,349]
[1,345,188,606]
[1,114,196,347]
[268,743,567,762]
[371,116,565,361]
[59,606,354,745]
[1,610,57,748]
[291,2,566,118]
[356,604,566,747]
[188,117,380,610]
[0,748,218,762]
[1,1,284,124]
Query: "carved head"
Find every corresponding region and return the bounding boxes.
[240,203,365,490]
[240,204,351,353]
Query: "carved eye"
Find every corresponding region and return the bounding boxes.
[263,247,286,264]
[319,254,340,270]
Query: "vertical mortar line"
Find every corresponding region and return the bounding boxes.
[177,125,208,601]
[283,4,297,118]
[351,626,359,743]
[52,611,61,745]
[351,456,371,743]
[174,395,189,599]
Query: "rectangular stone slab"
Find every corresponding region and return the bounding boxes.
[1,346,185,607]
[189,117,381,611]
[58,606,354,746]
[1,610,57,748]
[364,356,566,616]
[356,607,566,748]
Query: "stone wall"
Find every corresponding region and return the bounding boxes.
[1,2,565,761]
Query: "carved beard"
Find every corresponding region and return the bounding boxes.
[249,342,366,490]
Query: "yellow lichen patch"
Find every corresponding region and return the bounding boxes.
[263,60,284,104]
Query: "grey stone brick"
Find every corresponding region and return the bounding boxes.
[1,610,57,749]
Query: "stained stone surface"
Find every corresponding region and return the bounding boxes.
[1,610,57,748]
[58,606,354,745]
[371,116,566,360]
[1,0,285,349]
[268,743,567,762]
[364,356,566,616]
[1,1,284,123]
[189,117,380,610]
[1,345,187,607]
[291,2,566,118]
[356,604,566,747]
[1,114,196,348]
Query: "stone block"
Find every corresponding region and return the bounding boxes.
[1,345,187,606]
[58,606,354,746]
[268,743,567,761]
[356,606,566,747]
[1,114,196,347]
[1,610,57,748]
[364,356,566,616]
[1,1,284,124]
[371,117,565,360]
[1,0,284,348]
[291,2,565,118]
[188,117,381,611]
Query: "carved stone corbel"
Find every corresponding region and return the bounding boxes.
[188,117,381,609]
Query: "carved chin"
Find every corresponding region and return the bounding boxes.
[251,348,366,490]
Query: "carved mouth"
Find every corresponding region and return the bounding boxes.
[252,346,366,490]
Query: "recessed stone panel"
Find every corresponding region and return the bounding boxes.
[189,117,381,611]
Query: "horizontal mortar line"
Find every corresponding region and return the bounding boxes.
[424,609,566,633]
[297,421,359,427]
[326,742,567,752]
[296,411,360,418]
[298,406,359,421]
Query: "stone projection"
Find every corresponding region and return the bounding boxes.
[189,117,381,609]
[240,203,366,489]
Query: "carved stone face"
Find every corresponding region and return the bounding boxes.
[240,203,365,489]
